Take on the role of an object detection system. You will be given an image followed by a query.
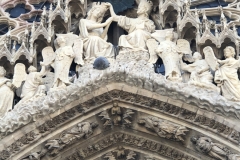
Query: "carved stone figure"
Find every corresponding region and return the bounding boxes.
[108,0,155,60]
[214,46,240,101]
[45,121,98,155]
[138,116,188,141]
[19,66,47,103]
[0,66,15,117]
[155,31,182,81]
[181,52,219,92]
[79,2,114,62]
[60,121,98,144]
[191,136,230,160]
[41,35,83,88]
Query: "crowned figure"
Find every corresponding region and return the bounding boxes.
[79,2,114,63]
[107,0,155,60]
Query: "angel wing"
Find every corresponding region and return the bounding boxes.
[203,46,218,71]
[147,38,159,64]
[41,46,55,66]
[73,38,84,66]
[177,39,194,62]
[12,63,27,88]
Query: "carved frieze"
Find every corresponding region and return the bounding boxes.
[45,121,98,156]
[65,132,198,160]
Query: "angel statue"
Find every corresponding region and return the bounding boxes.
[107,0,155,60]
[41,34,84,88]
[180,52,219,92]
[215,46,240,100]
[154,31,183,81]
[79,2,114,63]
[138,116,189,141]
[15,65,48,106]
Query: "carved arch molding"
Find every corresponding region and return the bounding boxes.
[1,83,240,160]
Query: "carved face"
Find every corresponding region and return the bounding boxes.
[92,7,105,19]
[193,52,202,61]
[224,47,235,58]
[57,36,66,46]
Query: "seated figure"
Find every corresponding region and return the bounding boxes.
[79,2,114,63]
[107,0,155,61]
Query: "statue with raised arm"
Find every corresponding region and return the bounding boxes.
[181,52,219,92]
[79,2,114,63]
[107,0,155,60]
[19,66,47,103]
[214,46,240,101]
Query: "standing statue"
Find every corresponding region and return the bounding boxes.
[215,46,240,101]
[138,116,189,141]
[79,2,114,62]
[155,31,182,81]
[203,46,240,101]
[0,66,15,117]
[191,136,240,160]
[107,0,155,60]
[41,34,83,88]
[181,52,219,92]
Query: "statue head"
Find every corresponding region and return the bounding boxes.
[28,66,37,73]
[137,0,153,17]
[165,31,174,41]
[87,2,108,23]
[190,136,198,144]
[56,36,66,47]
[0,66,6,77]
[193,52,202,61]
[91,122,99,129]
[224,46,235,58]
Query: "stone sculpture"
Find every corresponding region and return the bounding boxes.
[79,2,114,63]
[19,66,47,104]
[155,30,182,81]
[214,46,240,101]
[107,0,155,60]
[45,121,98,155]
[41,35,83,88]
[0,66,15,117]
[181,52,219,92]
[138,116,189,141]
[191,136,240,160]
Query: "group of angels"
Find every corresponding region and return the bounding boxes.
[1,0,240,118]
